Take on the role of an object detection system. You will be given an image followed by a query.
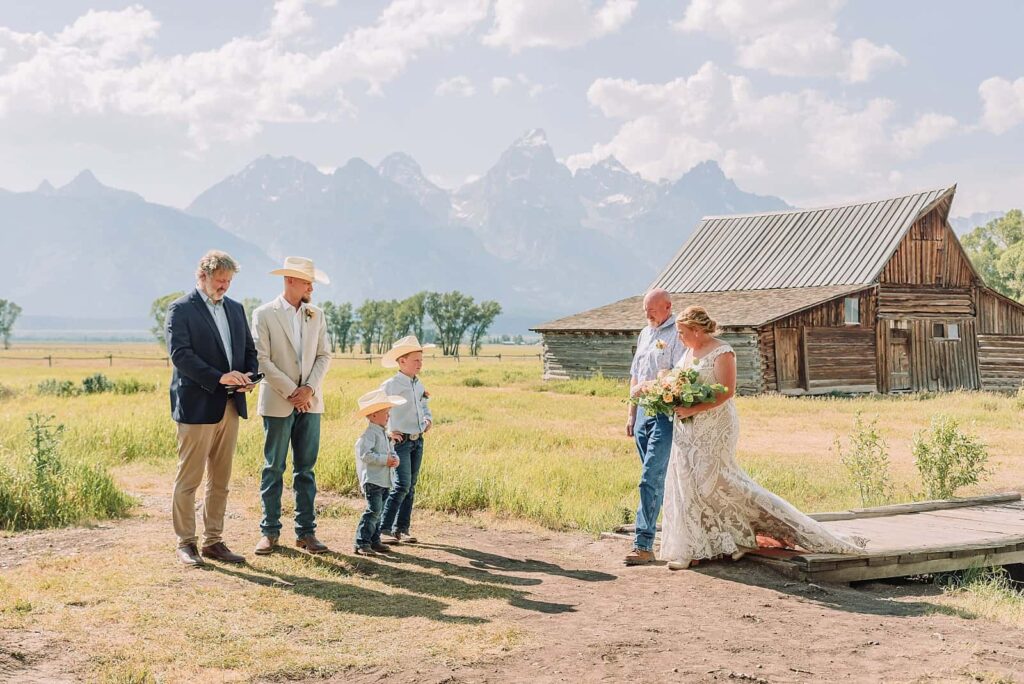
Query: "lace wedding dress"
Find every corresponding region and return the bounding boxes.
[659,344,867,564]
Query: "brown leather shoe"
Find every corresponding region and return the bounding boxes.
[370,542,391,553]
[395,531,418,544]
[201,542,245,564]
[624,548,656,566]
[176,544,205,567]
[296,535,329,554]
[254,535,278,556]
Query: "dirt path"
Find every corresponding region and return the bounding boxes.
[2,482,1023,683]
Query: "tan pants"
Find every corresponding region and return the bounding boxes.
[172,402,239,548]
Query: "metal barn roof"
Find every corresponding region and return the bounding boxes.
[652,185,956,293]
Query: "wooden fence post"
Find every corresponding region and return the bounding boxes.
[108,354,113,367]
[47,355,52,367]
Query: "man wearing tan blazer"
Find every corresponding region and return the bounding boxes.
[251,257,332,555]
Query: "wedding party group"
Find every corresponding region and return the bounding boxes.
[623,288,868,569]
[165,250,432,566]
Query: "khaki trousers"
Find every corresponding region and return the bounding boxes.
[172,402,239,548]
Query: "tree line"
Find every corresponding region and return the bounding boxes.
[963,209,1024,303]
[150,290,502,357]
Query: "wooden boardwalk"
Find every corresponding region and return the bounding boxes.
[605,493,1024,584]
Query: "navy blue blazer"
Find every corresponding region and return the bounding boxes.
[166,288,258,424]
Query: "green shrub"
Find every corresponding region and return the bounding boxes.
[112,377,157,395]
[913,414,990,500]
[462,376,485,387]
[0,414,133,531]
[81,373,115,394]
[832,412,893,507]
[1015,384,1024,411]
[37,379,79,397]
[0,384,17,401]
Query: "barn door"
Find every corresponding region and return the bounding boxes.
[889,328,911,391]
[774,327,803,391]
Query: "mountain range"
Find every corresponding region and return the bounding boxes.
[2,129,814,334]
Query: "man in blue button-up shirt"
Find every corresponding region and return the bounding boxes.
[625,288,685,565]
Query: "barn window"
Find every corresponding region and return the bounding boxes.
[844,297,860,325]
[931,323,961,340]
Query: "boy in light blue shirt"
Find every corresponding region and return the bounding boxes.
[353,388,405,555]
[378,335,434,544]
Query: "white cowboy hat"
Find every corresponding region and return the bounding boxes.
[356,388,407,417]
[381,335,436,368]
[270,256,330,284]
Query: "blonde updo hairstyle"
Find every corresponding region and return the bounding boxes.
[676,305,718,335]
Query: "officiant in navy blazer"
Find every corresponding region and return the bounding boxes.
[165,250,259,568]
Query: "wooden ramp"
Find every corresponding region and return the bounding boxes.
[604,493,1024,584]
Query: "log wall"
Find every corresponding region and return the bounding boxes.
[878,286,974,318]
[977,287,1024,335]
[878,209,976,287]
[803,327,877,392]
[539,329,766,395]
[977,335,1024,392]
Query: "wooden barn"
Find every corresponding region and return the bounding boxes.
[532,186,1024,395]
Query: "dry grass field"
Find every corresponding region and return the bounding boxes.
[1,343,1023,682]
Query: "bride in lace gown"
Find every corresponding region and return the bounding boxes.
[659,306,866,571]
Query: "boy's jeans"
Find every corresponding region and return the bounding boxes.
[380,436,423,534]
[355,483,388,547]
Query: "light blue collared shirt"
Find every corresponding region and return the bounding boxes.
[630,315,685,383]
[382,373,432,434]
[199,287,232,367]
[355,423,396,488]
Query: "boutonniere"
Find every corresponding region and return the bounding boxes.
[304,308,315,322]
[655,339,666,350]
[422,389,431,399]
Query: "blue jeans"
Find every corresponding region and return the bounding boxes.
[380,436,423,534]
[259,411,320,538]
[355,483,388,548]
[633,408,673,551]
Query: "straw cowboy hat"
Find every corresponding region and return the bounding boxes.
[382,335,436,368]
[356,388,407,417]
[270,256,330,284]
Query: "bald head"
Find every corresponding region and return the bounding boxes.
[642,288,672,328]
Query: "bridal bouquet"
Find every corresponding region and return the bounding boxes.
[630,366,728,419]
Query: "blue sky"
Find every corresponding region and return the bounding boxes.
[0,1,1021,215]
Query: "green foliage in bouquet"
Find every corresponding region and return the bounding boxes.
[629,366,728,419]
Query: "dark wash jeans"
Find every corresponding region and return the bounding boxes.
[633,407,673,551]
[355,483,388,548]
[379,436,423,534]
[260,411,320,538]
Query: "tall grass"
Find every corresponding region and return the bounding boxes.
[0,414,133,531]
[1,357,1023,533]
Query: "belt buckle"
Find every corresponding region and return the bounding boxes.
[408,432,421,441]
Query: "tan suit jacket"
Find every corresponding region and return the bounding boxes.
[252,297,332,417]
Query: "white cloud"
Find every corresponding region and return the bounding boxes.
[566,62,957,203]
[675,0,905,82]
[491,76,513,94]
[0,0,490,148]
[978,75,1024,134]
[488,73,548,98]
[436,75,475,97]
[483,0,637,52]
[270,0,338,40]
[892,113,958,156]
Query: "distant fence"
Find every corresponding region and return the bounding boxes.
[0,351,542,368]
